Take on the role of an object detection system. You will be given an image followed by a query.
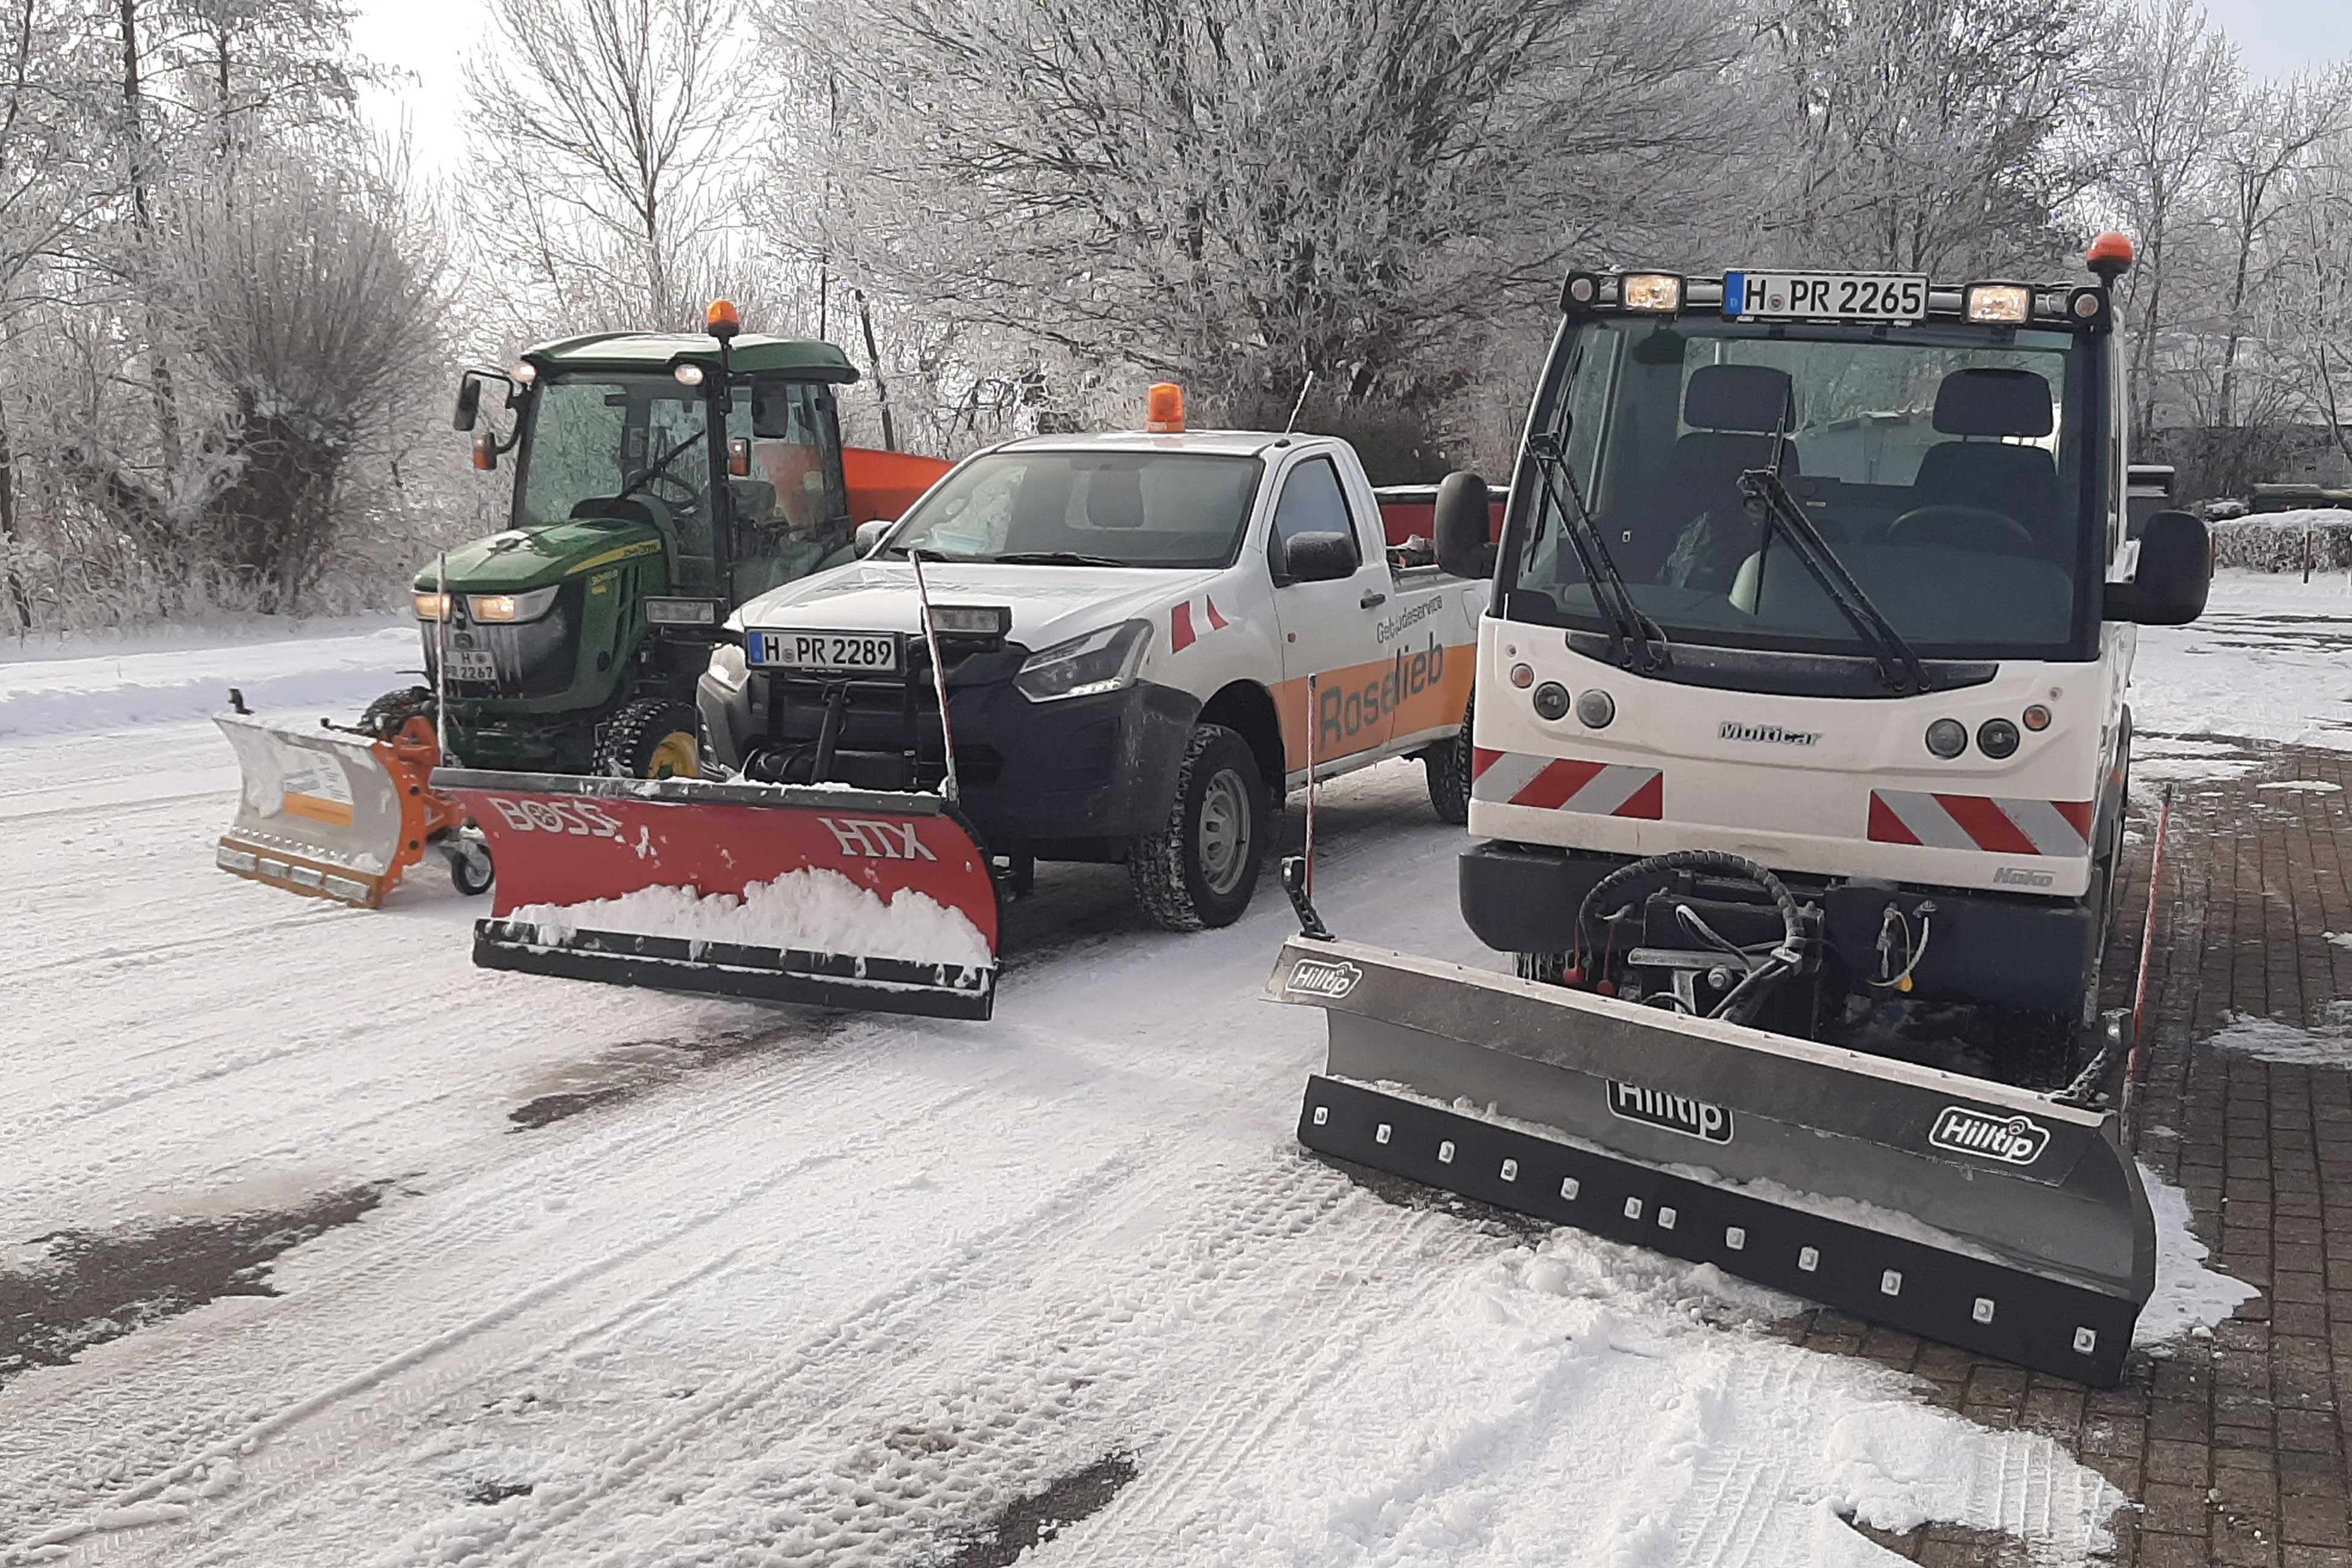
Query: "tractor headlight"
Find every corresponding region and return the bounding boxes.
[1014,619,1151,703]
[468,585,561,624]
[413,591,452,621]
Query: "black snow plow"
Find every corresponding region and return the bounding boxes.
[1270,935,2151,1385]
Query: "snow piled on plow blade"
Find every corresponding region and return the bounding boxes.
[438,768,1000,1019]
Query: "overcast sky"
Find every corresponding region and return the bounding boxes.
[354,0,2352,183]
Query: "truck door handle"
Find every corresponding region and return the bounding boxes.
[1361,590,1387,608]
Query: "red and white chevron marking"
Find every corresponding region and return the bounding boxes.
[1470,747,1663,819]
[1867,790,2093,856]
[1168,594,1231,653]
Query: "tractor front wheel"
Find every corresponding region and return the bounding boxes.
[596,698,702,779]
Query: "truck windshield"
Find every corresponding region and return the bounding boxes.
[887,451,1263,569]
[1505,318,2098,660]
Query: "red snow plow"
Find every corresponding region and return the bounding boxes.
[435,770,1000,1019]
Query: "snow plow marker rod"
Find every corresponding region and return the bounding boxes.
[434,768,1000,1021]
[1269,938,2154,1386]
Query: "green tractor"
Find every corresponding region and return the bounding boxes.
[421,304,943,777]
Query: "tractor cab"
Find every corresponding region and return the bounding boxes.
[427,309,868,776]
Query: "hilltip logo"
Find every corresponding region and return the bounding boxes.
[1719,721,1821,747]
[1929,1105,2052,1166]
[1608,1081,1734,1143]
[1992,865,2057,887]
[1287,957,1363,999]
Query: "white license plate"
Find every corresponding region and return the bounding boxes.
[745,629,901,672]
[444,648,496,681]
[1725,270,1927,323]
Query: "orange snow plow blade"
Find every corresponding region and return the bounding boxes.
[215,712,472,908]
[844,446,953,523]
[434,769,1000,1019]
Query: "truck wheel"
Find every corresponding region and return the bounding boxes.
[1514,952,1570,984]
[1128,723,1267,932]
[1424,700,1473,824]
[596,698,702,779]
[446,835,495,897]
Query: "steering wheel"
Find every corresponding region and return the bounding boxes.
[637,470,701,510]
[1883,504,2035,555]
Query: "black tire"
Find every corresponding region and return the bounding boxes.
[1514,951,1570,984]
[595,698,702,779]
[1424,698,1472,824]
[359,686,435,741]
[447,837,495,896]
[1128,723,1268,932]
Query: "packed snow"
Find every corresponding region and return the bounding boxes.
[0,607,2293,1566]
[507,870,996,970]
[2205,1002,2352,1066]
[2138,1162,2265,1348]
[2129,569,2352,758]
[0,624,416,739]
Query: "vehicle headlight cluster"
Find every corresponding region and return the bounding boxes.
[1926,708,2050,759]
[1014,619,1152,703]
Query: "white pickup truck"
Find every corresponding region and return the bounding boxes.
[696,396,1490,929]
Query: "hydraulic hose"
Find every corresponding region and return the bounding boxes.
[1574,850,1806,1025]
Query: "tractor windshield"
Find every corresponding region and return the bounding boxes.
[1502,317,2104,662]
[516,370,848,600]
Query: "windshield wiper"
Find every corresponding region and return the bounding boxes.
[612,431,705,505]
[981,550,1134,567]
[1523,431,1669,673]
[1735,467,1931,695]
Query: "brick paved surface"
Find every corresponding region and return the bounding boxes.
[1814,736,2352,1566]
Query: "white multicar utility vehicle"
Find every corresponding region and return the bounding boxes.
[436,389,1487,1023]
[696,388,1488,930]
[1270,236,2213,1386]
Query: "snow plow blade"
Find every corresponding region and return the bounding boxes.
[1271,938,2154,1385]
[215,714,420,906]
[434,770,999,1019]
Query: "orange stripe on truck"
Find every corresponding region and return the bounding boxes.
[1272,640,1475,769]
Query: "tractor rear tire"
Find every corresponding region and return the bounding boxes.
[1128,724,1267,932]
[1424,700,1472,824]
[596,698,702,780]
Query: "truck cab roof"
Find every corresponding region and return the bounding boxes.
[519,331,861,383]
[989,429,1315,460]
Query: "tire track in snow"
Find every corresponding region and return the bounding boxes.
[19,1049,1121,1562]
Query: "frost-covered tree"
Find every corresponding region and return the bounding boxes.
[460,0,774,335]
[779,0,1739,454]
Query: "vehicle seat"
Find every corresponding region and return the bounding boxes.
[1633,364,1802,585]
[1906,369,2061,552]
[1084,465,1146,530]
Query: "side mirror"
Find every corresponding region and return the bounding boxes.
[2105,510,2208,625]
[453,375,482,432]
[1282,531,1358,583]
[470,426,498,473]
[1433,470,1497,579]
[855,518,895,558]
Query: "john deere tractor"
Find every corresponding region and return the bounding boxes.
[415,304,939,777]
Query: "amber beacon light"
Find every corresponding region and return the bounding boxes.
[1145,382,1186,434]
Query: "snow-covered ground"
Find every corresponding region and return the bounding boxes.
[0,616,2275,1566]
[2130,569,2352,757]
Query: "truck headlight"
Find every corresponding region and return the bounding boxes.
[1014,619,1151,703]
[468,585,561,624]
